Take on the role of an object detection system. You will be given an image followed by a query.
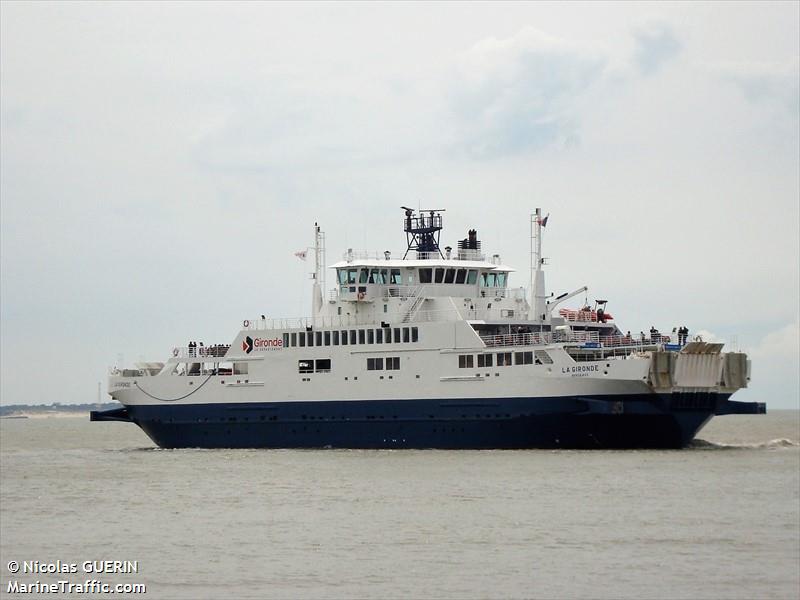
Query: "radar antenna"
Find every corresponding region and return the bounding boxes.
[401,207,445,259]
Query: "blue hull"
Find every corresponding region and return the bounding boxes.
[91,393,763,449]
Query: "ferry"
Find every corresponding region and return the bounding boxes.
[92,208,765,448]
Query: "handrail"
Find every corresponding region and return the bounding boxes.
[479,331,677,349]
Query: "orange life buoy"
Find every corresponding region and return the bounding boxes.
[357,291,366,300]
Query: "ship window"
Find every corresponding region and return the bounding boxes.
[350,329,357,344]
[383,304,387,313]
[497,272,507,287]
[466,270,478,285]
[375,357,384,370]
[390,269,402,285]
[394,328,400,342]
[455,269,467,284]
[338,270,347,285]
[477,354,493,368]
[298,360,313,374]
[358,330,366,345]
[419,268,432,284]
[234,362,248,375]
[359,269,369,284]
[315,359,331,373]
[515,352,524,365]
[307,332,314,347]
[403,327,410,343]
[368,329,374,344]
[299,333,306,347]
[324,331,331,346]
[380,269,388,284]
[282,333,289,348]
[291,333,297,347]
[434,268,445,283]
[384,328,392,343]
[333,331,340,345]
[341,330,348,345]
[367,358,378,370]
[347,269,358,284]
[444,268,456,284]
[411,327,418,342]
[376,329,383,344]
[386,356,400,370]
[458,355,474,368]
[480,272,487,286]
[369,269,380,284]
[497,352,512,366]
[486,272,497,287]
[315,331,322,346]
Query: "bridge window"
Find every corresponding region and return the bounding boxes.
[444,268,456,284]
[458,355,474,368]
[390,269,402,284]
[434,268,445,283]
[467,270,478,285]
[411,327,418,342]
[485,272,497,287]
[315,359,331,373]
[497,272,507,287]
[419,268,432,284]
[359,269,369,284]
[347,269,358,284]
[455,269,467,284]
[369,269,381,284]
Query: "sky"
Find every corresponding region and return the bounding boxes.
[1,1,798,408]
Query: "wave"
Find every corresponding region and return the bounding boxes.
[691,438,799,450]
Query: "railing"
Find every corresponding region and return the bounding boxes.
[341,250,490,262]
[170,345,232,359]
[479,330,677,350]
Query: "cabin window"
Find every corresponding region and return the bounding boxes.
[403,327,410,343]
[324,331,331,346]
[419,268,432,284]
[350,330,357,345]
[291,333,297,347]
[376,329,383,344]
[444,268,456,284]
[467,270,478,285]
[315,359,331,373]
[383,304,388,313]
[234,362,248,375]
[390,269,402,285]
[497,352,512,366]
[434,268,445,283]
[298,360,313,374]
[341,330,348,345]
[394,328,400,342]
[411,327,418,342]
[299,333,306,347]
[367,329,374,344]
[307,332,314,347]
[358,330,366,345]
[386,356,400,370]
[359,269,369,284]
[385,328,392,343]
[497,272,507,287]
[333,331,340,345]
[477,354,493,368]
[315,331,322,346]
[458,355,474,368]
[282,333,289,347]
[367,358,384,371]
[455,269,467,284]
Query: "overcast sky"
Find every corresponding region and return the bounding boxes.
[1,1,798,408]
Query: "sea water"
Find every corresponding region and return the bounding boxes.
[1,412,798,599]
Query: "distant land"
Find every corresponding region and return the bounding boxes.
[0,402,122,418]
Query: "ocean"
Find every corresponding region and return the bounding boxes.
[1,411,798,599]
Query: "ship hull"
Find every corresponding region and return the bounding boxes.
[93,392,763,449]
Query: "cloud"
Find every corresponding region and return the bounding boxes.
[711,58,800,118]
[632,22,682,76]
[446,27,606,158]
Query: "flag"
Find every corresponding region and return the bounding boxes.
[294,250,307,261]
[537,214,549,227]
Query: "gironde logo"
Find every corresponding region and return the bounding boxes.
[243,336,254,354]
